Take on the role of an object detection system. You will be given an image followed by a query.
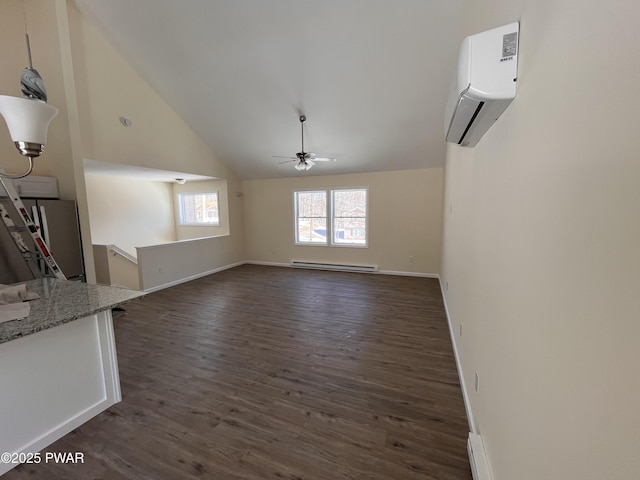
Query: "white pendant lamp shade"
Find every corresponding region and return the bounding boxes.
[0,95,58,154]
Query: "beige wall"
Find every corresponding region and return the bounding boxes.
[0,0,74,196]
[67,5,232,180]
[70,4,243,270]
[243,168,443,274]
[85,174,175,257]
[1,1,246,280]
[92,244,139,290]
[1,0,96,278]
[65,2,245,271]
[441,1,640,479]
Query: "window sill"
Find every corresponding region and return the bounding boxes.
[294,243,368,249]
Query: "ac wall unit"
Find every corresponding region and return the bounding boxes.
[6,175,59,198]
[445,22,519,147]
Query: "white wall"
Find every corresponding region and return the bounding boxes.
[137,237,241,291]
[441,1,640,479]
[85,174,175,257]
[243,168,443,275]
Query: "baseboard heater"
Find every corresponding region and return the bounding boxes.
[468,433,493,480]
[290,260,379,273]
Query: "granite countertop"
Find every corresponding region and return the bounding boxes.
[0,278,146,344]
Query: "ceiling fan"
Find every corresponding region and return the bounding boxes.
[274,115,336,171]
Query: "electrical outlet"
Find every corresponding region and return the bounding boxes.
[474,372,479,392]
[409,255,415,263]
[158,266,164,274]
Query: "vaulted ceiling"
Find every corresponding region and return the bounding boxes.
[73,0,464,180]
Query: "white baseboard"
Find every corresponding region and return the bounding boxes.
[143,262,244,293]
[245,260,290,268]
[378,270,439,278]
[468,433,493,480]
[439,278,476,434]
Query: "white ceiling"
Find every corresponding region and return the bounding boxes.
[83,159,216,183]
[72,0,464,180]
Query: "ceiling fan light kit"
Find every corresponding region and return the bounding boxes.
[275,115,336,172]
[294,161,312,171]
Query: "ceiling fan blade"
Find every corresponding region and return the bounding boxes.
[312,157,336,162]
[306,159,316,167]
[277,159,296,164]
[273,155,296,159]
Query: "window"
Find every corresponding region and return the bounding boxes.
[294,188,367,246]
[294,190,327,243]
[332,189,367,245]
[178,192,220,226]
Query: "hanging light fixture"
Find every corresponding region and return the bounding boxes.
[274,115,336,172]
[0,33,58,179]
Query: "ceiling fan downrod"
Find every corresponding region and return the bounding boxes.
[299,115,306,155]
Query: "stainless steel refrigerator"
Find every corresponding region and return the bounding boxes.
[0,194,85,284]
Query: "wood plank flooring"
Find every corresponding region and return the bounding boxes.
[4,265,471,479]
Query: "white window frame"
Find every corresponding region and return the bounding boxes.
[294,190,328,244]
[177,191,220,226]
[294,188,368,247]
[330,188,368,247]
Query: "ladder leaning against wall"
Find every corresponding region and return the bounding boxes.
[0,177,66,280]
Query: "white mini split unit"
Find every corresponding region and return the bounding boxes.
[445,22,519,147]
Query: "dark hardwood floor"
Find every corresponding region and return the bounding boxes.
[5,265,471,479]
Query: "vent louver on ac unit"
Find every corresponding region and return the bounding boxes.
[445,22,519,147]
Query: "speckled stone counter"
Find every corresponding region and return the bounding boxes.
[0,278,145,344]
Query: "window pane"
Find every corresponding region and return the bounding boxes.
[332,189,367,245]
[333,217,367,244]
[297,218,327,243]
[333,190,367,217]
[297,191,326,217]
[178,192,219,225]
